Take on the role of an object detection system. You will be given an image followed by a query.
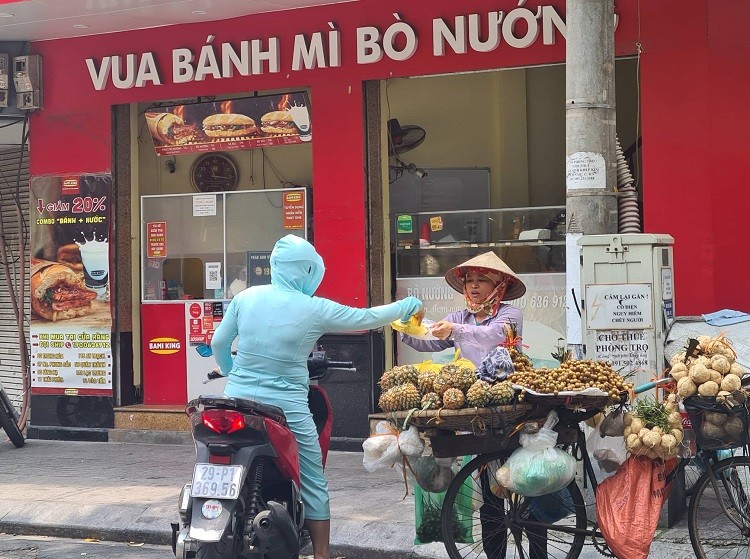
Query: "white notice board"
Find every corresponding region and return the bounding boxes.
[585,283,653,330]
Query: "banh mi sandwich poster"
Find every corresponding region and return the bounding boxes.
[29,175,113,396]
[145,91,311,156]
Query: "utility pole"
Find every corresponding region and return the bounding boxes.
[565,0,619,358]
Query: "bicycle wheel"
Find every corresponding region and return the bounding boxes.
[0,400,25,448]
[441,452,586,559]
[688,455,750,558]
[684,455,707,496]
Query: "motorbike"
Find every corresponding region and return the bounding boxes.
[0,379,24,448]
[172,348,353,559]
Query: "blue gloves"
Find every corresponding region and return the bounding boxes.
[399,296,424,322]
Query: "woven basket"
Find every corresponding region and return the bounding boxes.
[387,403,534,432]
[520,391,621,411]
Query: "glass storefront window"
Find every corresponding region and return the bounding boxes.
[141,188,306,301]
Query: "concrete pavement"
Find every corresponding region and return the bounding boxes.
[0,432,697,558]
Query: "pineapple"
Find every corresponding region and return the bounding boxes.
[466,380,491,408]
[432,371,453,397]
[421,392,441,410]
[454,367,478,392]
[392,382,421,410]
[417,370,437,395]
[488,381,514,405]
[393,365,419,386]
[378,386,399,412]
[443,387,465,409]
[440,363,460,377]
[379,368,397,391]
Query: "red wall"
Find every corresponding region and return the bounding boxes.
[29,0,750,316]
[639,0,750,314]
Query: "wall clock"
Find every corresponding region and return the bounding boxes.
[190,152,239,193]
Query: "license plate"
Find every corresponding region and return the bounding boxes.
[191,464,243,499]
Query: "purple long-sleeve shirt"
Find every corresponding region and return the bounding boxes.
[400,305,523,368]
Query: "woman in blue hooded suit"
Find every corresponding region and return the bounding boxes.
[211,235,422,559]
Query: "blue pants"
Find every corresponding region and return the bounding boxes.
[224,369,330,520]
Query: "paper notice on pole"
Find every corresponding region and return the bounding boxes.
[566,151,606,190]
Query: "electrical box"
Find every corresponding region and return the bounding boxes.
[0,54,8,108]
[579,234,675,388]
[12,54,42,110]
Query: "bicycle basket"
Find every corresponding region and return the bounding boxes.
[683,394,750,451]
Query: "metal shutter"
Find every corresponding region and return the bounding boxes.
[0,145,30,407]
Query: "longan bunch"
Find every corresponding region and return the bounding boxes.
[510,359,632,403]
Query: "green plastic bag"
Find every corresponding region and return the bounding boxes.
[414,457,473,545]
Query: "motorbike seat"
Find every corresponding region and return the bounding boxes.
[190,396,287,426]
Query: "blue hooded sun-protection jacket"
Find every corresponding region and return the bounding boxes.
[211,234,419,386]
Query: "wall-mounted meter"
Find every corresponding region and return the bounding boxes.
[12,54,42,110]
[0,54,8,108]
[579,234,675,388]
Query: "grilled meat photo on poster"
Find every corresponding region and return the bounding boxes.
[30,260,97,322]
[143,92,311,155]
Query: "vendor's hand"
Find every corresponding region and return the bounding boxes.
[431,320,453,340]
[413,307,426,325]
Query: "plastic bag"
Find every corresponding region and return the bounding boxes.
[391,316,438,340]
[417,359,443,374]
[408,455,454,493]
[414,457,474,545]
[362,421,401,473]
[596,456,673,559]
[587,421,627,476]
[496,410,577,497]
[397,425,425,458]
[599,407,626,437]
[477,346,514,382]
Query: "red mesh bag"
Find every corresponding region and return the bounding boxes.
[595,455,673,559]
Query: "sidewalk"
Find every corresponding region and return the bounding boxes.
[0,433,693,559]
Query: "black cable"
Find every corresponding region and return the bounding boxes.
[0,118,25,129]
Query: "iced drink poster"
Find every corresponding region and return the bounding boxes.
[29,174,113,396]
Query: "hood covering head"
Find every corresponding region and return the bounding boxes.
[270,235,325,296]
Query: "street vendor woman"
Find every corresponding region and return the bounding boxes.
[401,251,526,368]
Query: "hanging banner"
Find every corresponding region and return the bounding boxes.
[145,91,312,156]
[29,175,113,396]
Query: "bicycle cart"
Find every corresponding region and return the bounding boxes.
[393,379,750,559]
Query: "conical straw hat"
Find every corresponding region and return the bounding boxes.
[445,251,526,301]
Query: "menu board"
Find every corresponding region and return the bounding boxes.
[29,175,113,396]
[145,91,311,156]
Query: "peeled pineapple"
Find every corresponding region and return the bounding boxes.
[488,381,514,405]
[466,380,491,407]
[379,368,397,391]
[432,371,453,397]
[418,370,437,394]
[378,382,421,411]
[443,388,465,409]
[453,367,478,392]
[393,365,419,386]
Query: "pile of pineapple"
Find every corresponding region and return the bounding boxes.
[378,363,515,412]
